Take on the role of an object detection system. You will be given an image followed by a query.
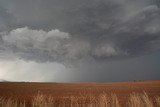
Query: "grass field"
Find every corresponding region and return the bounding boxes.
[0,80,160,107]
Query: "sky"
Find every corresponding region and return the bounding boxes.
[0,0,160,82]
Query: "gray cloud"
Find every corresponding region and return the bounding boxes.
[71,51,160,82]
[1,27,92,62]
[0,0,160,62]
[0,27,127,62]
[0,6,16,31]
[0,0,160,82]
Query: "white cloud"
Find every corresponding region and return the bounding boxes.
[1,27,73,61]
[3,27,69,50]
[0,59,67,82]
[92,43,119,57]
[1,27,122,61]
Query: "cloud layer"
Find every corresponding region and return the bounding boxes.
[0,0,160,62]
[0,0,160,82]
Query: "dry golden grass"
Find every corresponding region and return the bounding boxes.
[0,98,25,107]
[32,92,55,107]
[0,92,159,107]
[127,92,153,107]
[156,96,160,107]
[98,93,109,107]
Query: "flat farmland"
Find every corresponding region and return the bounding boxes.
[0,80,160,107]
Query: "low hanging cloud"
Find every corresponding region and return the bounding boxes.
[0,59,68,82]
[1,27,120,62]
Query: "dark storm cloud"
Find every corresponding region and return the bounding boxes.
[0,5,16,31]
[0,0,160,62]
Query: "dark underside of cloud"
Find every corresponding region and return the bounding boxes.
[0,0,160,63]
